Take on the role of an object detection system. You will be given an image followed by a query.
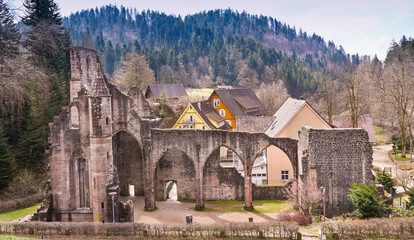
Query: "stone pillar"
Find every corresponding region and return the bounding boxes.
[89,136,112,222]
[144,171,156,210]
[243,158,253,211]
[88,95,113,222]
[144,141,156,211]
[195,145,204,210]
[195,168,204,210]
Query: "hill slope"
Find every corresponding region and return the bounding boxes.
[63,6,357,98]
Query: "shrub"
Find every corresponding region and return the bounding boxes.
[1,169,44,200]
[375,170,395,195]
[407,187,414,209]
[277,211,310,226]
[322,218,414,239]
[347,182,386,219]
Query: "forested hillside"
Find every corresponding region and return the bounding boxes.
[63,6,358,98]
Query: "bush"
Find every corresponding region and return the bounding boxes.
[375,170,395,195]
[322,218,414,239]
[406,187,414,209]
[347,182,386,219]
[0,222,299,239]
[1,169,44,199]
[277,211,310,226]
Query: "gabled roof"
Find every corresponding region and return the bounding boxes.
[331,114,376,143]
[265,97,330,137]
[209,88,268,116]
[145,84,188,100]
[236,116,275,133]
[192,100,232,130]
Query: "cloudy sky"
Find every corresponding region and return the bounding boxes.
[11,0,414,60]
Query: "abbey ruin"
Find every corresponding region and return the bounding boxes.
[38,47,374,222]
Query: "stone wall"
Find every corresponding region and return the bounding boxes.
[155,149,197,200]
[203,150,244,200]
[299,127,374,216]
[252,183,290,200]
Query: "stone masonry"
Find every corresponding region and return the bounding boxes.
[44,47,373,222]
[299,126,374,216]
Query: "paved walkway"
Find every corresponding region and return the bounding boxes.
[372,144,409,193]
[121,196,280,225]
[372,144,395,176]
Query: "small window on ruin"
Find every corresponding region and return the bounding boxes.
[107,152,109,159]
[106,117,109,125]
[86,55,91,78]
[70,106,79,129]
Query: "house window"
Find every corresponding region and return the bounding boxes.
[219,109,225,116]
[252,174,257,177]
[189,106,192,110]
[189,115,193,122]
[198,125,205,129]
[178,125,182,129]
[214,99,220,108]
[281,170,289,181]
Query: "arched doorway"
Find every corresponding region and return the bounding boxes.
[112,130,144,196]
[203,146,244,200]
[155,149,196,201]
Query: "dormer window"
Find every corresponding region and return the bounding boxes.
[219,109,225,116]
[214,99,220,108]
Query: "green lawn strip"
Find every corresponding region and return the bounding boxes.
[201,199,292,213]
[388,149,412,162]
[0,204,41,222]
[0,235,38,240]
[373,126,391,145]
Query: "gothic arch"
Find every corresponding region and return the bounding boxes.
[154,148,197,201]
[112,130,144,196]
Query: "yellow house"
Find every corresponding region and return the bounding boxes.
[265,98,332,185]
[173,100,232,130]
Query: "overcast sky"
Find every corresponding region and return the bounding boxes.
[11,0,414,60]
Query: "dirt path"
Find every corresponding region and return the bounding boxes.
[372,144,395,176]
[121,196,279,225]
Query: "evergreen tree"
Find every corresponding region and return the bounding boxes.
[17,0,70,173]
[0,0,20,64]
[375,170,395,195]
[0,123,12,191]
[22,0,62,27]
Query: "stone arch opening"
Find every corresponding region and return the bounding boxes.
[203,145,245,200]
[112,130,144,196]
[164,180,178,200]
[70,106,79,129]
[254,144,296,186]
[154,149,196,201]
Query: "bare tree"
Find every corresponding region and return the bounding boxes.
[314,67,341,124]
[256,80,290,115]
[342,62,362,128]
[288,178,323,215]
[384,40,414,157]
[114,52,156,93]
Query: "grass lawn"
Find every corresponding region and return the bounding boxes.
[0,204,41,222]
[388,149,413,162]
[0,235,38,240]
[186,88,214,101]
[373,126,391,145]
[196,199,293,213]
